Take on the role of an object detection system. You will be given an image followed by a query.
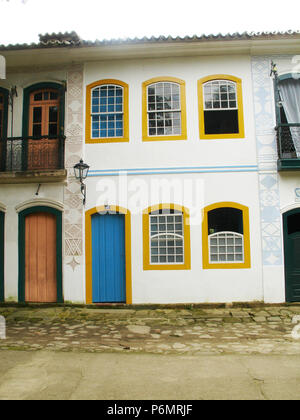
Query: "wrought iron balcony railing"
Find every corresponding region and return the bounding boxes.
[0,135,65,172]
[276,123,300,159]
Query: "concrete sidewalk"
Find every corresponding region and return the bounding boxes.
[1,304,300,355]
[0,351,300,400]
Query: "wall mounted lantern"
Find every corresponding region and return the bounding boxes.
[74,159,90,205]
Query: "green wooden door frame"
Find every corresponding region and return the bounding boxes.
[18,206,63,303]
[0,87,9,172]
[0,211,4,302]
[0,87,9,137]
[283,208,300,302]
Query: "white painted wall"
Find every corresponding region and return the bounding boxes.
[85,170,263,304]
[82,54,266,304]
[84,55,257,171]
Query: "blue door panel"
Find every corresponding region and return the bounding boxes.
[92,214,126,303]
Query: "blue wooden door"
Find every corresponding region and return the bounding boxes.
[92,213,126,303]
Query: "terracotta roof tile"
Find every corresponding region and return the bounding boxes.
[1,30,300,51]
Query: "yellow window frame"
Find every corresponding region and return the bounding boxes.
[143,203,191,270]
[202,202,251,269]
[142,77,187,142]
[86,79,129,143]
[198,75,245,140]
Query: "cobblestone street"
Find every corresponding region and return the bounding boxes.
[1,304,300,355]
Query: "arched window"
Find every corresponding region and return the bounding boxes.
[142,77,187,141]
[29,89,60,137]
[198,75,245,139]
[27,87,61,170]
[143,204,191,270]
[202,202,250,269]
[86,79,129,143]
[22,82,65,172]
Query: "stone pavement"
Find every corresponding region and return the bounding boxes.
[1,304,300,355]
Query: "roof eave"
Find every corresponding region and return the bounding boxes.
[1,36,300,71]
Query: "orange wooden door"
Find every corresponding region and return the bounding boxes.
[25,212,57,303]
[28,90,60,170]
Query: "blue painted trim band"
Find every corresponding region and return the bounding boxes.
[88,167,258,177]
[89,164,257,174]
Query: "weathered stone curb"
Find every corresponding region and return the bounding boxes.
[1,301,300,310]
[1,305,300,356]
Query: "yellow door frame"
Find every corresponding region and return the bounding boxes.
[85,205,132,304]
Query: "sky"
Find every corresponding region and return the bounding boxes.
[0,0,300,45]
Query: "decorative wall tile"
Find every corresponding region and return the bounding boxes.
[64,65,84,259]
[65,239,83,256]
[252,56,283,266]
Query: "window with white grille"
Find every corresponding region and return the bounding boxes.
[203,80,239,135]
[208,207,244,264]
[149,210,184,264]
[147,82,181,136]
[91,84,124,138]
[209,232,244,263]
[203,80,237,110]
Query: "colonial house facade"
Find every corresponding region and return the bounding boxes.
[0,31,299,305]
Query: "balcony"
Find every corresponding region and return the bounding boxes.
[276,124,300,171]
[0,135,67,183]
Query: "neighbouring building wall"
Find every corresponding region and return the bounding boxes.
[268,55,300,214]
[0,184,64,301]
[0,69,67,301]
[251,56,286,303]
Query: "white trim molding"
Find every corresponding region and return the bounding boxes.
[15,198,64,213]
[0,202,6,213]
[281,203,300,214]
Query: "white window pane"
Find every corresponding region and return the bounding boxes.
[149,211,184,264]
[147,82,182,136]
[209,231,244,264]
[204,80,237,111]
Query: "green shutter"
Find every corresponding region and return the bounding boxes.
[283,209,300,302]
[0,212,4,302]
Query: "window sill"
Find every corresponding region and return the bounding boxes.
[203,262,250,269]
[86,137,129,144]
[144,263,191,270]
[200,133,245,140]
[143,135,187,142]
